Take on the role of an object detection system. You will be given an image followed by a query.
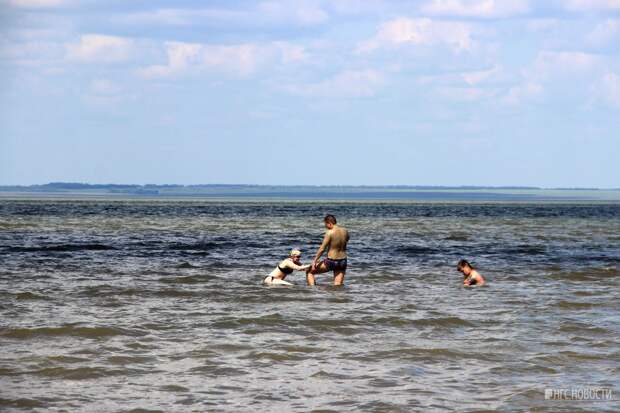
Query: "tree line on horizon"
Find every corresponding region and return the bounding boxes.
[0,182,610,192]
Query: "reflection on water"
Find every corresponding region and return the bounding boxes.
[1,200,619,412]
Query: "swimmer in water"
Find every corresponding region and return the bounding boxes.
[457,259,485,286]
[263,249,311,285]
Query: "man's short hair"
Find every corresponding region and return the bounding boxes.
[324,214,337,225]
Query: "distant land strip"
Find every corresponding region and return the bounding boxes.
[1,183,619,201]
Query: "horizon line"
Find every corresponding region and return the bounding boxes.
[1,182,619,191]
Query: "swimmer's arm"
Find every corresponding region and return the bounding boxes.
[283,261,311,271]
[312,232,331,266]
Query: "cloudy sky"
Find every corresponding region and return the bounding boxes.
[1,0,619,187]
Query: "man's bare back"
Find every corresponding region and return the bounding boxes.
[307,215,349,286]
[325,225,349,260]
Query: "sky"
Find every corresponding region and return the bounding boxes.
[0,0,619,187]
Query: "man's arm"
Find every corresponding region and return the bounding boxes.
[312,232,331,268]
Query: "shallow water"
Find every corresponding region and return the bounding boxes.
[1,200,619,412]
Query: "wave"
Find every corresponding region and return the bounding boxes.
[368,316,474,328]
[15,292,48,300]
[31,366,127,380]
[396,245,439,255]
[557,323,613,336]
[106,355,156,365]
[188,365,247,377]
[554,300,597,310]
[358,347,491,362]
[548,267,619,281]
[211,314,285,329]
[310,369,355,380]
[167,242,221,251]
[0,398,46,409]
[500,245,547,255]
[7,244,116,252]
[78,285,141,297]
[444,233,469,241]
[0,325,147,339]
[158,275,211,284]
[154,289,201,298]
[239,351,308,362]
[158,385,189,393]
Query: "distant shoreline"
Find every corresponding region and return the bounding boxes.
[1,183,619,202]
[1,183,615,191]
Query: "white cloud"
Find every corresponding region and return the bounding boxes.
[418,65,502,85]
[202,44,259,75]
[116,1,328,28]
[327,0,389,15]
[528,51,599,79]
[358,17,474,53]
[601,72,620,106]
[420,0,530,18]
[503,51,601,105]
[83,79,135,106]
[115,8,244,27]
[66,34,134,63]
[0,38,63,63]
[285,69,384,98]
[591,72,620,107]
[587,19,620,46]
[526,18,558,32]
[90,79,121,96]
[7,0,70,8]
[8,28,67,41]
[137,42,203,78]
[461,65,502,85]
[273,41,308,63]
[138,40,307,79]
[564,0,620,12]
[416,66,504,102]
[258,1,329,26]
[503,81,542,105]
[435,86,498,101]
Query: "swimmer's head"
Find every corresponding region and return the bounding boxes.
[457,259,473,275]
[324,214,337,229]
[289,249,302,263]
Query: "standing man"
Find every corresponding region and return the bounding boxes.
[307,214,349,286]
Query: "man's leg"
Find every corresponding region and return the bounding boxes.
[307,262,329,286]
[333,271,345,286]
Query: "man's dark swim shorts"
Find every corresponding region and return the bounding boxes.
[323,257,347,271]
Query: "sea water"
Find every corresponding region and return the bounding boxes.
[1,200,619,412]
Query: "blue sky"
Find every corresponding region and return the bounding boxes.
[1,0,619,187]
